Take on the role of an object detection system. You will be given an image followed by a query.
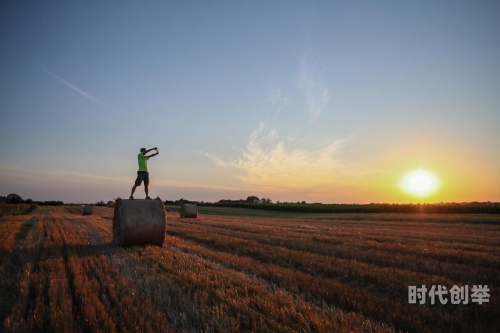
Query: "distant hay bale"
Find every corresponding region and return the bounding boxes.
[180,204,197,218]
[82,205,93,215]
[113,198,167,247]
[107,201,114,208]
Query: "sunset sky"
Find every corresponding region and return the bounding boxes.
[1,1,499,204]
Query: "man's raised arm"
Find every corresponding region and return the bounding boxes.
[146,147,159,157]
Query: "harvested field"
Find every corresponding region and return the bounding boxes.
[0,206,498,332]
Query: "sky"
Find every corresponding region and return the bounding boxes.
[1,0,499,204]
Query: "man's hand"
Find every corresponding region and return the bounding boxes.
[146,147,159,156]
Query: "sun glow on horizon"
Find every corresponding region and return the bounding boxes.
[401,169,439,197]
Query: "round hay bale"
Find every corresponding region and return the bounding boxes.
[82,205,93,215]
[180,203,197,218]
[107,201,114,208]
[113,198,167,247]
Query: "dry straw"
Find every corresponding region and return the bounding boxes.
[180,203,198,218]
[82,205,93,215]
[113,198,167,246]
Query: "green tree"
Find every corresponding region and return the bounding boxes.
[7,193,23,204]
[246,196,260,203]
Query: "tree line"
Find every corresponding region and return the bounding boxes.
[0,193,63,206]
[163,196,500,214]
[200,197,500,214]
[215,202,500,214]
[3,193,500,214]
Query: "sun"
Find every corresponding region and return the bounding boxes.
[401,169,439,196]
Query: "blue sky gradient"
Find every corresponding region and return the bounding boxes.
[1,1,499,203]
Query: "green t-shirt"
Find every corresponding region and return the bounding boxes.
[138,152,149,172]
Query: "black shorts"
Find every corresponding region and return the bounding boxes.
[134,171,149,186]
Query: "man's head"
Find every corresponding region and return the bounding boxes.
[140,148,146,154]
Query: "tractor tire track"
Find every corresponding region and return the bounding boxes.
[0,215,39,331]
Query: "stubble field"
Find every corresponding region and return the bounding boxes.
[0,206,498,332]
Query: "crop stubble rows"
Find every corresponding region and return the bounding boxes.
[0,207,499,332]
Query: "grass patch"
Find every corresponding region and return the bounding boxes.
[167,205,500,224]
[0,204,37,218]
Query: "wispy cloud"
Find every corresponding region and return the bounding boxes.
[202,123,351,194]
[297,58,331,122]
[199,151,231,168]
[39,67,155,141]
[268,88,291,120]
[201,57,338,196]
[40,68,107,107]
[0,163,128,186]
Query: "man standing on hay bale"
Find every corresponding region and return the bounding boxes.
[130,147,158,200]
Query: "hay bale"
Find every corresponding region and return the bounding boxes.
[82,205,93,215]
[107,201,114,208]
[113,198,167,247]
[180,203,197,218]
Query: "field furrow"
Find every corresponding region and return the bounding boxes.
[167,220,500,288]
[3,208,174,333]
[110,240,397,332]
[166,215,499,332]
[1,207,498,332]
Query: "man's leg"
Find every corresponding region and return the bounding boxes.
[131,172,143,199]
[144,172,150,199]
